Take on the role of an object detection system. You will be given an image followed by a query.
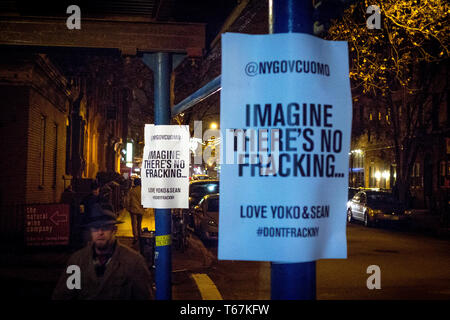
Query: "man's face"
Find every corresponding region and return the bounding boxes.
[90,225,116,250]
[92,188,100,196]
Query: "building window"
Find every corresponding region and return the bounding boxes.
[349,150,364,187]
[39,115,47,188]
[386,108,391,124]
[53,123,58,189]
[369,166,376,188]
[439,160,448,187]
[65,118,71,175]
[390,164,397,189]
[380,168,387,189]
[411,162,421,188]
[369,165,389,189]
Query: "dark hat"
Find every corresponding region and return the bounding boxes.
[82,203,123,228]
[133,178,141,186]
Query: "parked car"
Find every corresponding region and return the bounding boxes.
[172,179,219,229]
[348,187,361,200]
[189,179,219,206]
[347,190,410,227]
[191,174,210,181]
[192,193,219,240]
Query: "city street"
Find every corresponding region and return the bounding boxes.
[179,223,450,300]
[0,216,449,300]
[0,0,448,310]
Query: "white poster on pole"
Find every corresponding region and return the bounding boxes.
[144,124,154,145]
[218,33,352,262]
[141,125,190,209]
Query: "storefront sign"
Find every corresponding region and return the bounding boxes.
[25,204,70,246]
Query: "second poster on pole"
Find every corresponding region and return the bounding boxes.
[141,124,190,209]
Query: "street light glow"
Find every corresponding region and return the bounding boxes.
[375,171,381,180]
[126,142,133,163]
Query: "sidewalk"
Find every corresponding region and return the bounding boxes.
[116,207,155,237]
[116,207,215,270]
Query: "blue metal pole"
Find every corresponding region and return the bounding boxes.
[172,75,221,116]
[270,0,313,34]
[154,208,172,300]
[153,53,172,125]
[143,52,172,300]
[269,0,316,300]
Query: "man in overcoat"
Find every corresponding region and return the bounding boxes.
[52,203,154,300]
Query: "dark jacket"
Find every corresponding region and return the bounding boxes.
[52,240,154,300]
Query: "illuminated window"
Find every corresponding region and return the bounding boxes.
[390,164,397,189]
[369,165,376,187]
[65,118,71,175]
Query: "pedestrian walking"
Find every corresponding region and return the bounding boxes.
[127,178,145,244]
[81,181,101,217]
[79,181,101,245]
[52,202,154,300]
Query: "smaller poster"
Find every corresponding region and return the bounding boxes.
[144,124,154,145]
[141,125,190,209]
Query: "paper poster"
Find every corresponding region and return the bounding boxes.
[218,33,352,262]
[141,125,190,209]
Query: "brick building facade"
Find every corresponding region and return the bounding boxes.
[0,53,70,205]
[0,52,131,240]
[0,53,71,239]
